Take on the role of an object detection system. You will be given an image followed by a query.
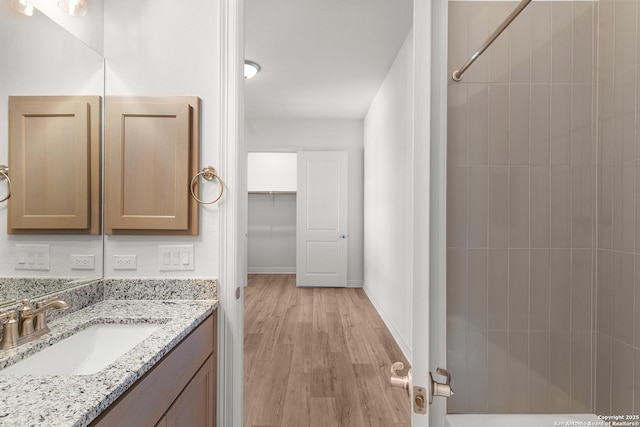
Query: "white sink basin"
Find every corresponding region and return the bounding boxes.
[0,323,162,376]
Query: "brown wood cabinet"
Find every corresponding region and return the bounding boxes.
[105,96,200,235]
[8,96,101,234]
[90,312,216,427]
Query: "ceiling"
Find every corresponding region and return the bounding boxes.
[244,0,413,120]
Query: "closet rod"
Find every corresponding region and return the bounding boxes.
[452,0,532,82]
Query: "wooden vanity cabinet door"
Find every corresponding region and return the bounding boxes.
[8,96,101,234]
[105,97,199,235]
[164,355,215,427]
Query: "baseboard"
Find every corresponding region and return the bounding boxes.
[247,267,296,274]
[347,280,363,288]
[363,283,412,361]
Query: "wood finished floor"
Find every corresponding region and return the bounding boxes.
[243,274,411,427]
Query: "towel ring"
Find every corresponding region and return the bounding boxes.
[190,166,224,205]
[0,166,10,203]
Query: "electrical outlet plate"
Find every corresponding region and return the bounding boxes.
[159,245,194,271]
[15,244,50,271]
[71,254,95,270]
[113,254,137,270]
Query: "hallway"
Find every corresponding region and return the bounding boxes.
[243,274,411,427]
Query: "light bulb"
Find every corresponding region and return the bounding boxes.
[9,0,34,16]
[58,0,87,16]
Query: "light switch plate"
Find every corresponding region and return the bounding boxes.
[15,244,50,271]
[159,245,194,271]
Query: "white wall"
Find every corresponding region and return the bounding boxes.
[0,2,104,278]
[104,0,221,278]
[31,0,104,54]
[363,30,413,357]
[245,119,364,286]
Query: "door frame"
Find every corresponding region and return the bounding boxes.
[219,0,449,425]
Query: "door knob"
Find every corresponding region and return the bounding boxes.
[429,367,454,404]
[389,362,412,396]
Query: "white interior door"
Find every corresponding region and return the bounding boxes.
[296,151,348,287]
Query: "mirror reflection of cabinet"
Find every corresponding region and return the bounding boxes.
[8,96,101,235]
[105,96,200,235]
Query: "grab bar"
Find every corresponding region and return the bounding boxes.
[452,0,532,82]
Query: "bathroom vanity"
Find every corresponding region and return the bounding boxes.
[0,279,217,427]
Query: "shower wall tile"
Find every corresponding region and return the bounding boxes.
[570,332,592,412]
[550,248,571,331]
[550,84,572,165]
[466,2,490,83]
[489,84,509,165]
[613,69,636,162]
[489,167,509,247]
[614,0,637,75]
[467,84,489,165]
[571,249,593,332]
[509,6,531,83]
[531,2,552,84]
[489,2,510,83]
[571,85,594,166]
[595,333,612,416]
[549,331,572,412]
[597,249,613,336]
[447,327,468,413]
[636,255,640,347]
[611,340,635,415]
[508,249,529,331]
[467,167,488,247]
[530,166,550,248]
[467,249,487,330]
[447,83,468,165]
[509,85,531,165]
[551,2,573,83]
[612,251,634,345]
[599,78,614,165]
[599,165,613,249]
[530,249,550,331]
[531,85,551,164]
[488,249,508,330]
[487,330,509,413]
[509,167,529,247]
[448,2,469,81]
[508,332,529,412]
[612,162,635,251]
[550,167,571,248]
[447,248,467,332]
[571,167,594,249]
[466,329,488,412]
[529,331,550,413]
[573,2,594,84]
[598,0,614,80]
[447,166,467,247]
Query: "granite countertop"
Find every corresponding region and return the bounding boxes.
[0,298,217,427]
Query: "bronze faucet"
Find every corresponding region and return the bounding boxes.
[0,298,69,350]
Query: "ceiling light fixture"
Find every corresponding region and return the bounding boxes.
[244,60,261,79]
[58,0,87,16]
[9,0,34,16]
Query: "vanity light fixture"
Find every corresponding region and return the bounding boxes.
[244,60,261,79]
[58,0,87,16]
[9,0,34,16]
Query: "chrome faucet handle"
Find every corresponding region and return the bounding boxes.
[0,311,18,350]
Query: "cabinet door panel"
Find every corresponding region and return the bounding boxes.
[105,97,199,235]
[8,96,100,233]
[165,355,215,427]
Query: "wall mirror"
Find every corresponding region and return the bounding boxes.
[0,1,105,304]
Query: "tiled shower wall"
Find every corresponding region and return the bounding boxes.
[446,1,597,413]
[596,0,640,416]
